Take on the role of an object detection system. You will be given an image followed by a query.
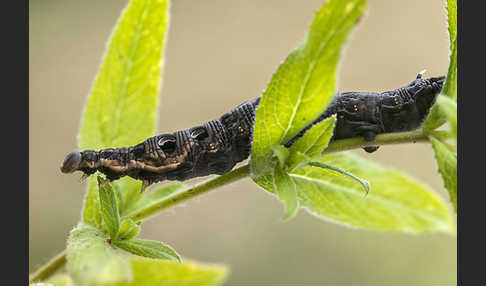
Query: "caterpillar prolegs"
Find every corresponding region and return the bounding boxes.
[61,72,444,191]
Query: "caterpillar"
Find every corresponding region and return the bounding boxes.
[61,72,444,191]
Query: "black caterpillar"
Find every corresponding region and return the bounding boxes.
[61,72,444,191]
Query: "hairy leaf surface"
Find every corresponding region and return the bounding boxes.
[67,223,132,286]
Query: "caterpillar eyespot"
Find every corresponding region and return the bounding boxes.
[190,127,209,141]
[61,74,445,189]
[158,136,177,154]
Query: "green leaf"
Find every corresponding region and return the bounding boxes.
[67,223,132,286]
[446,0,457,53]
[437,95,457,140]
[79,0,169,150]
[443,37,457,101]
[273,165,299,220]
[79,0,170,225]
[287,116,336,171]
[425,0,457,214]
[430,137,457,212]
[251,0,367,176]
[45,273,74,286]
[427,130,453,141]
[255,153,454,233]
[422,105,447,132]
[120,179,144,213]
[423,0,456,131]
[82,176,103,228]
[122,182,185,217]
[308,161,369,195]
[114,238,182,263]
[426,98,456,211]
[112,257,228,286]
[118,219,141,241]
[271,145,290,167]
[98,177,121,240]
[422,40,456,131]
[444,0,457,101]
[113,183,126,214]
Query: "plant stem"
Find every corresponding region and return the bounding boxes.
[323,129,428,153]
[29,249,67,283]
[29,129,431,281]
[124,164,251,221]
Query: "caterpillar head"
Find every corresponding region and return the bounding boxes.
[60,151,82,174]
[380,74,445,133]
[411,75,445,119]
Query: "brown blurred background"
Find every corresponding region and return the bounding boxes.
[30,0,456,285]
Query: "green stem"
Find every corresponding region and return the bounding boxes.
[124,164,251,221]
[29,129,431,281]
[29,249,67,283]
[323,129,428,153]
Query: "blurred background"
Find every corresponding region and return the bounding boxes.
[29,0,456,285]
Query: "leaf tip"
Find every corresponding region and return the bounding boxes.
[281,204,299,222]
